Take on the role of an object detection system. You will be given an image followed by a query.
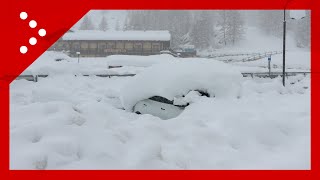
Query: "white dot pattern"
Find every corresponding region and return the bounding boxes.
[19,12,47,54]
[20,46,28,54]
[38,29,46,37]
[29,37,37,45]
[29,20,37,28]
[20,12,28,20]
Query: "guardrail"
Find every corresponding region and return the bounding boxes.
[242,72,310,78]
[206,51,284,63]
[15,71,311,82]
[240,51,283,62]
[208,52,257,58]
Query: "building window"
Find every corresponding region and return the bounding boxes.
[134,42,142,50]
[152,43,160,51]
[72,43,80,51]
[125,42,133,50]
[116,42,124,49]
[98,43,106,50]
[107,42,116,49]
[143,42,152,50]
[89,42,97,49]
[81,42,89,49]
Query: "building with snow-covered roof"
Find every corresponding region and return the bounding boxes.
[50,30,171,57]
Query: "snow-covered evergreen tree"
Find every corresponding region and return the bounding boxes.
[79,16,95,30]
[93,10,310,49]
[98,16,108,31]
[115,19,120,31]
[293,10,310,48]
[217,10,244,46]
[226,11,245,45]
[126,11,147,30]
[190,11,215,49]
[217,10,228,46]
[258,10,283,37]
[125,10,192,48]
[167,11,192,48]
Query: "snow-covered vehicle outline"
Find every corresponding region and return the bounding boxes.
[120,59,243,120]
[133,90,210,120]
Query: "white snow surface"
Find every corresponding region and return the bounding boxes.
[106,54,175,68]
[22,51,175,76]
[22,51,108,76]
[11,48,310,169]
[10,75,310,169]
[62,30,171,41]
[120,60,243,111]
[233,51,310,71]
[22,50,309,78]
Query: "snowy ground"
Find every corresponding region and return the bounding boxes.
[22,49,310,77]
[21,52,175,76]
[11,27,311,169]
[233,50,310,71]
[10,72,310,169]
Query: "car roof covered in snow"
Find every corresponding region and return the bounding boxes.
[62,30,171,41]
[120,59,243,111]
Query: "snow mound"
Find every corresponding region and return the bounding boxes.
[10,75,310,169]
[22,51,72,75]
[120,59,243,111]
[21,52,178,76]
[106,54,175,68]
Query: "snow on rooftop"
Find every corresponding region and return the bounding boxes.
[62,30,171,41]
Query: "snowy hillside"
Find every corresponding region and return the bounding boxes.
[199,26,301,55]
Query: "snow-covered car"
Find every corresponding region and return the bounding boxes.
[120,59,243,120]
[133,91,210,120]
[133,97,184,120]
[160,50,180,57]
[172,44,197,58]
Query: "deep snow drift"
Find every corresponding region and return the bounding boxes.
[121,60,243,111]
[22,52,175,76]
[11,25,310,169]
[10,74,310,169]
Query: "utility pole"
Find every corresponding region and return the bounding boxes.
[268,55,272,77]
[282,9,286,86]
[282,6,306,86]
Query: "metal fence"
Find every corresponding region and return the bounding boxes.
[206,51,284,63]
[242,72,310,79]
[240,51,283,62]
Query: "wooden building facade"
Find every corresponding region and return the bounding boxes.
[50,30,171,57]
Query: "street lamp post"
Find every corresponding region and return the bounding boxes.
[76,52,80,64]
[282,9,286,86]
[282,7,306,86]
